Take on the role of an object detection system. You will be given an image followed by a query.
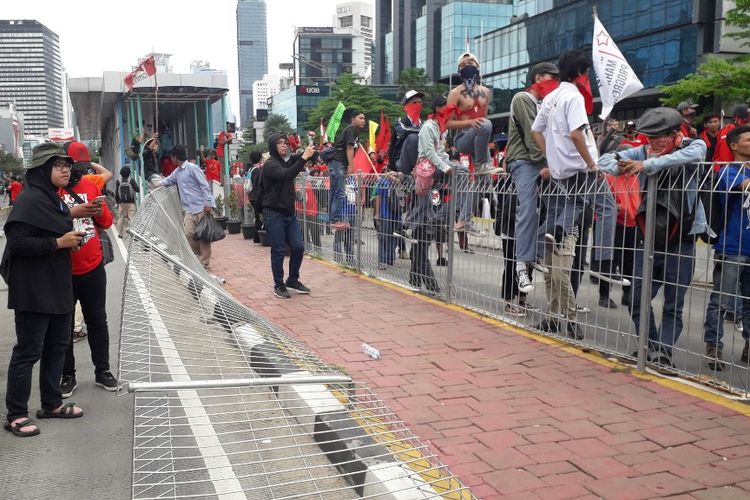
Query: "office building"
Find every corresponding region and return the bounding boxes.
[336,1,375,81]
[0,103,24,158]
[293,27,365,86]
[237,0,269,124]
[0,20,64,137]
[270,85,331,134]
[252,74,282,117]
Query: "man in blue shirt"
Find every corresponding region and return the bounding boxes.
[160,145,216,268]
[703,125,750,369]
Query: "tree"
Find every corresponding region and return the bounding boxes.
[397,68,449,101]
[262,113,294,143]
[727,0,750,47]
[659,56,750,107]
[0,150,24,176]
[305,73,403,140]
[236,121,267,164]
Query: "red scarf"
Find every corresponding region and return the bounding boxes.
[528,80,559,99]
[429,104,459,134]
[574,74,594,115]
[647,132,685,158]
[404,103,422,125]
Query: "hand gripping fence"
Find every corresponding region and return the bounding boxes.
[297,166,750,399]
[118,186,474,500]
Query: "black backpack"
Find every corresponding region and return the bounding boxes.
[119,180,135,203]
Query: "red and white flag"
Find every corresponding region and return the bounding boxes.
[124,55,157,91]
[592,16,643,120]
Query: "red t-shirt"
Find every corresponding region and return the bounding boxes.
[161,157,177,177]
[8,180,22,201]
[216,131,231,159]
[59,178,114,276]
[620,134,650,148]
[713,123,737,164]
[205,159,222,183]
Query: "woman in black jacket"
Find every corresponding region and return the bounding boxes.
[1,142,87,437]
[261,133,316,299]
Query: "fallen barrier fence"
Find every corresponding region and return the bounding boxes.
[118,186,473,499]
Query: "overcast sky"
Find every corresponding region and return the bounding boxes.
[3,0,360,122]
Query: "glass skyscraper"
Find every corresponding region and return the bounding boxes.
[237,0,268,125]
[0,20,64,137]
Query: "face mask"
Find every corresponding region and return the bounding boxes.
[529,80,559,99]
[459,65,480,95]
[647,132,683,157]
[574,74,594,115]
[68,169,83,187]
[404,102,422,124]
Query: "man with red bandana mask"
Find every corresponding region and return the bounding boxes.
[506,61,559,295]
[714,105,749,164]
[598,107,708,370]
[388,90,424,175]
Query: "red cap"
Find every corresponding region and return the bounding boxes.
[66,141,91,167]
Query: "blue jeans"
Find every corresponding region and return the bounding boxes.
[509,159,544,263]
[454,120,492,165]
[377,217,397,265]
[552,171,616,262]
[704,254,750,348]
[629,238,695,356]
[263,209,305,287]
[328,160,347,224]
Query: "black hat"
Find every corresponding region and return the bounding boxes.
[676,101,698,114]
[430,95,448,112]
[636,107,683,137]
[528,62,559,83]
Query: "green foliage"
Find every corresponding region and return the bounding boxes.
[214,194,225,217]
[237,122,267,164]
[727,0,750,47]
[397,68,450,102]
[305,73,403,141]
[659,56,750,106]
[227,189,240,221]
[0,150,24,176]
[262,113,295,143]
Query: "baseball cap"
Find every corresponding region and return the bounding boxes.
[676,101,698,113]
[625,120,636,128]
[402,89,425,105]
[636,107,683,137]
[733,104,749,120]
[30,142,73,169]
[528,62,559,82]
[66,141,91,169]
[458,52,478,67]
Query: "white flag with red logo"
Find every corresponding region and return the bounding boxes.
[123,55,157,91]
[592,16,643,121]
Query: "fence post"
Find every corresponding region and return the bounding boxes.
[301,175,308,253]
[637,175,658,371]
[445,172,458,303]
[355,172,363,274]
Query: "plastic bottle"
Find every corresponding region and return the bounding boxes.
[361,343,381,360]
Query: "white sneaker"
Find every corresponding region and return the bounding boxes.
[517,270,534,293]
[474,163,501,175]
[531,261,550,274]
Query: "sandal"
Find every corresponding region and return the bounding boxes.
[72,330,87,343]
[4,417,40,437]
[36,403,84,419]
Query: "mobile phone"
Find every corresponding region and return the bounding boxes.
[93,195,107,205]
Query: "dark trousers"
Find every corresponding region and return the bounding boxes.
[6,311,72,421]
[63,263,110,376]
[599,225,639,298]
[253,207,263,243]
[264,209,305,287]
[377,218,397,265]
[410,226,439,291]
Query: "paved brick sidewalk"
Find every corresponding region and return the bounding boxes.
[212,233,750,499]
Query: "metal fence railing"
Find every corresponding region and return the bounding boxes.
[118,186,473,499]
[293,162,750,398]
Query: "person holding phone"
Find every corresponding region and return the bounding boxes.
[2,143,87,437]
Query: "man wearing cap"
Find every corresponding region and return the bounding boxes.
[677,101,699,139]
[598,107,708,368]
[701,113,722,162]
[714,105,750,164]
[506,61,559,294]
[445,53,500,175]
[66,141,113,190]
[388,89,424,175]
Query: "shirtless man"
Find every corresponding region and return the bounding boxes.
[446,52,500,175]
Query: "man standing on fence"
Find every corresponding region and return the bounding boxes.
[703,125,750,370]
[160,145,216,269]
[329,110,366,231]
[598,107,707,369]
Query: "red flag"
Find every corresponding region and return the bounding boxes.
[124,55,158,91]
[350,147,377,175]
[374,111,391,155]
[288,134,301,151]
[142,55,156,76]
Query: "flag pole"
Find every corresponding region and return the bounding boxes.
[592,5,598,18]
[152,52,159,135]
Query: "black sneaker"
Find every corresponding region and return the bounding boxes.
[533,319,559,333]
[274,285,291,299]
[286,281,311,294]
[436,257,448,267]
[567,322,584,340]
[544,225,565,254]
[95,371,118,392]
[60,375,77,399]
[598,297,617,309]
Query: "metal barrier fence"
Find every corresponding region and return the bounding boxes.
[118,186,473,499]
[294,162,750,398]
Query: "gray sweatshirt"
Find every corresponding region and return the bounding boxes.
[417,119,453,173]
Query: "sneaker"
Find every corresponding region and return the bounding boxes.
[60,375,77,399]
[544,226,565,254]
[274,285,291,299]
[531,260,550,274]
[462,247,476,254]
[331,221,351,231]
[286,281,311,294]
[736,321,744,333]
[590,260,631,287]
[378,264,388,270]
[436,257,448,267]
[95,371,118,392]
[705,344,724,371]
[598,297,617,309]
[533,319,560,333]
[742,341,749,363]
[517,270,534,294]
[503,303,526,318]
[576,305,591,314]
[567,322,584,340]
[394,229,417,244]
[474,163,502,175]
[519,301,541,313]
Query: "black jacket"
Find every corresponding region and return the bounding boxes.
[261,133,307,216]
[387,116,421,168]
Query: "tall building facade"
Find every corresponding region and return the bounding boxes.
[336,1,375,81]
[0,20,64,137]
[252,74,281,115]
[237,0,268,125]
[293,27,365,86]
